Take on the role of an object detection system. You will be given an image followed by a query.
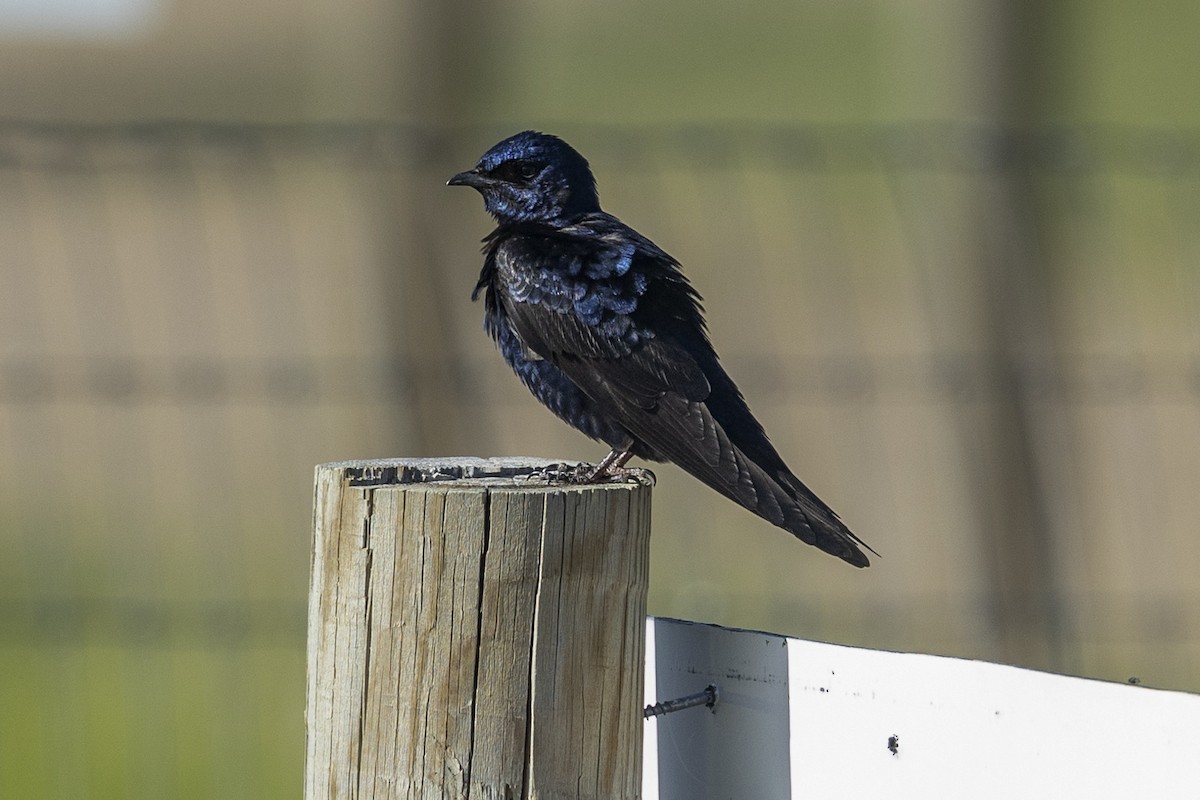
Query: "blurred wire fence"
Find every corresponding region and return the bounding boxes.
[1,120,1198,796]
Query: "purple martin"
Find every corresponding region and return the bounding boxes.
[449,131,873,566]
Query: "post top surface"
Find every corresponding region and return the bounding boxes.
[317,456,654,489]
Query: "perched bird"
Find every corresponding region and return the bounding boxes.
[449,131,873,567]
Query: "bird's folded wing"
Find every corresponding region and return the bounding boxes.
[494,227,871,565]
[503,295,870,565]
[502,290,710,408]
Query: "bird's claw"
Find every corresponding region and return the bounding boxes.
[550,460,631,485]
[564,461,607,484]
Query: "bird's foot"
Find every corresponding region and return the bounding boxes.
[574,446,634,484]
[583,448,633,484]
[568,466,639,485]
[561,462,619,485]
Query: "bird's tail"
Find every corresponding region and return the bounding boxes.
[719,448,874,567]
[771,466,875,567]
[658,406,874,566]
[623,391,874,566]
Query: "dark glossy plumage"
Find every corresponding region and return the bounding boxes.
[449,131,873,567]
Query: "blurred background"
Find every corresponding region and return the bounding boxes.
[1,0,1199,795]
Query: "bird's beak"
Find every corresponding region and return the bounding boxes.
[447,169,490,189]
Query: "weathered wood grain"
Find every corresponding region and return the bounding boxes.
[305,458,653,800]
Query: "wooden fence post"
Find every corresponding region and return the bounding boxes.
[304,457,653,800]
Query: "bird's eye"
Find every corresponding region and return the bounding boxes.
[494,160,541,183]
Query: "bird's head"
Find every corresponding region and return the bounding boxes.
[448,131,600,225]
